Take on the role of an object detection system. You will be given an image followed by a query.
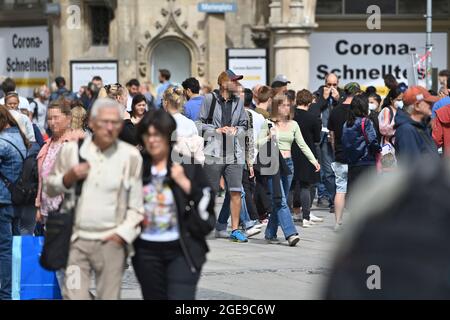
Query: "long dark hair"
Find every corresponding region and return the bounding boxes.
[346,94,369,127]
[137,109,178,183]
[387,83,407,106]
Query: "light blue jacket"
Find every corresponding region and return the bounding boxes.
[0,127,27,204]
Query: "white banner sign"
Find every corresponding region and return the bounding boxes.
[227,49,267,89]
[309,32,448,92]
[0,26,50,97]
[71,61,118,92]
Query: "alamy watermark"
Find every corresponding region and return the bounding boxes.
[66,5,81,30]
[366,5,381,30]
[366,265,381,290]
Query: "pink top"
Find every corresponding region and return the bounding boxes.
[40,142,64,216]
[35,129,85,214]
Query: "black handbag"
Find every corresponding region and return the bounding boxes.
[40,140,86,271]
[254,123,291,177]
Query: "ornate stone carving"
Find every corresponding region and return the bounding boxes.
[197,63,205,77]
[137,1,206,81]
[139,62,147,78]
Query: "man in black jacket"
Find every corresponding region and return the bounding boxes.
[310,73,345,212]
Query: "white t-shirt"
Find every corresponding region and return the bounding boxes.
[140,167,179,242]
[32,98,48,134]
[126,95,133,112]
[172,112,198,138]
[247,108,265,162]
[9,109,36,142]
[0,95,31,112]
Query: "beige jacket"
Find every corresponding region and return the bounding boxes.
[44,136,144,246]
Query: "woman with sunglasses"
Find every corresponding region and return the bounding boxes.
[132,109,215,300]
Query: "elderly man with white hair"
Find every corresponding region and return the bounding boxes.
[45,98,144,300]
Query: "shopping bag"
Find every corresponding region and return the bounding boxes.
[12,236,62,300]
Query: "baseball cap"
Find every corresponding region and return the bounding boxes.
[218,69,244,86]
[271,74,291,88]
[403,86,440,106]
[344,82,361,96]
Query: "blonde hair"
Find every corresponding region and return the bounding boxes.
[162,86,185,113]
[270,93,293,121]
[71,106,87,130]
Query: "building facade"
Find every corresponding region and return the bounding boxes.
[0,0,449,94]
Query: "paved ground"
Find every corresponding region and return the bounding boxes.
[120,199,338,300]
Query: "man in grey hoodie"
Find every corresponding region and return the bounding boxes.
[196,70,249,243]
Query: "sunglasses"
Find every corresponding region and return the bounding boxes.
[104,83,123,93]
[326,83,338,87]
[5,91,19,98]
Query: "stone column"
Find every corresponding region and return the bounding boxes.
[268,0,317,90]
[57,0,84,90]
[116,0,138,83]
[206,13,226,85]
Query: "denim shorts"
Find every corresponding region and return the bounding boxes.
[331,162,348,194]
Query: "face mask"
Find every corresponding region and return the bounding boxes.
[368,103,377,111]
[395,101,404,109]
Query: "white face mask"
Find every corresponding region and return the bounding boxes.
[395,101,404,109]
[368,103,377,111]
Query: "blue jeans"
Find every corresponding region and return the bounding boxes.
[216,189,255,231]
[265,158,298,240]
[281,158,294,199]
[0,205,13,300]
[319,132,336,204]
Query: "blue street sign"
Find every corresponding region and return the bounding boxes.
[198,2,237,13]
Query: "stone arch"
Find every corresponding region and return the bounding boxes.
[146,34,202,85]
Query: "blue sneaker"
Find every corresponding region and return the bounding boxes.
[230,230,248,243]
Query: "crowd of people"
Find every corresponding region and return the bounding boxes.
[1,66,450,300]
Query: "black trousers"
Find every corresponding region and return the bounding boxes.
[132,239,201,300]
[255,171,272,220]
[291,180,316,220]
[242,169,259,221]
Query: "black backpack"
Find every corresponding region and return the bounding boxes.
[0,138,38,206]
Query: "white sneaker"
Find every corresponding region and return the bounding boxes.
[334,223,343,232]
[310,213,324,223]
[292,214,303,222]
[302,219,315,228]
[288,235,300,247]
[252,222,264,229]
[245,226,261,238]
[215,230,230,239]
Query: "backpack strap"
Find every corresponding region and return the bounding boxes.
[205,93,217,125]
[0,138,26,188]
[75,139,86,197]
[0,137,25,161]
[361,118,369,144]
